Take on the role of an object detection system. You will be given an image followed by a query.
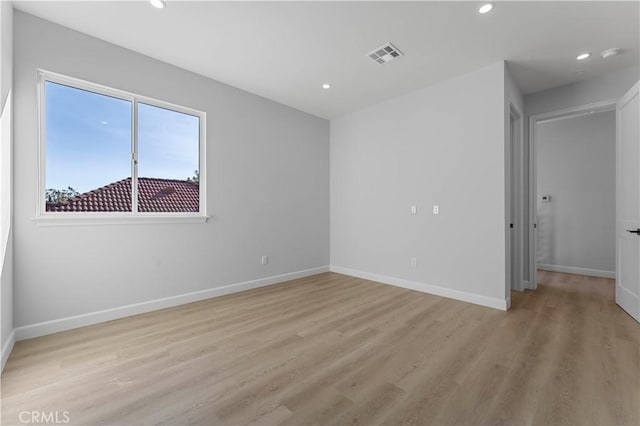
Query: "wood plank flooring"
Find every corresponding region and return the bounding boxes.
[1,271,638,425]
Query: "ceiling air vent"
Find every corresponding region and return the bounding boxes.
[367,43,404,65]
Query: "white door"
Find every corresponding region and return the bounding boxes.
[616,81,640,322]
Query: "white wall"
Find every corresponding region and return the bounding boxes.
[0,1,11,107]
[505,64,524,114]
[13,12,329,331]
[0,0,15,369]
[331,62,509,309]
[537,111,615,277]
[526,65,639,117]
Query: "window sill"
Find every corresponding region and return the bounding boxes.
[33,215,210,227]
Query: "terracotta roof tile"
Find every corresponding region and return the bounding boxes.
[46,178,199,212]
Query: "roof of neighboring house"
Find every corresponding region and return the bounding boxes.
[46,177,199,212]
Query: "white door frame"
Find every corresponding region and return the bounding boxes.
[508,104,525,292]
[527,98,617,289]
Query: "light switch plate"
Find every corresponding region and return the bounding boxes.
[410,205,417,215]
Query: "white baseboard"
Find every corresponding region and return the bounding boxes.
[329,265,508,311]
[537,263,615,279]
[1,328,16,372]
[14,266,329,341]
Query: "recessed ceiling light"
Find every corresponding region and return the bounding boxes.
[101,121,108,125]
[478,3,494,14]
[322,83,331,89]
[150,0,166,9]
[601,48,621,59]
[576,52,591,60]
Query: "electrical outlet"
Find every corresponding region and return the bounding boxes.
[433,205,439,215]
[261,255,268,265]
[410,257,417,268]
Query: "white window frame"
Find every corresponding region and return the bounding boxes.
[36,70,208,226]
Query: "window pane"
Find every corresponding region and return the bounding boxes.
[137,103,200,213]
[44,81,132,212]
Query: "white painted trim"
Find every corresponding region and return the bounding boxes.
[538,263,615,279]
[329,265,508,311]
[33,215,210,227]
[507,103,525,292]
[528,114,538,291]
[14,266,329,341]
[1,329,16,372]
[617,81,640,109]
[531,99,618,124]
[537,104,616,125]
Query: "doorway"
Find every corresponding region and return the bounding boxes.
[529,100,617,292]
[526,84,640,322]
[536,108,616,278]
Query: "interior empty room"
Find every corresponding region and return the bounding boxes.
[0,1,639,425]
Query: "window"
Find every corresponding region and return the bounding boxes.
[38,71,205,222]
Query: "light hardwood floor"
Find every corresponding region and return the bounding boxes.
[1,271,638,425]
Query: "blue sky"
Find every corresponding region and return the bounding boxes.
[45,81,199,194]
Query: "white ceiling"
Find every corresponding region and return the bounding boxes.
[13,1,640,119]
